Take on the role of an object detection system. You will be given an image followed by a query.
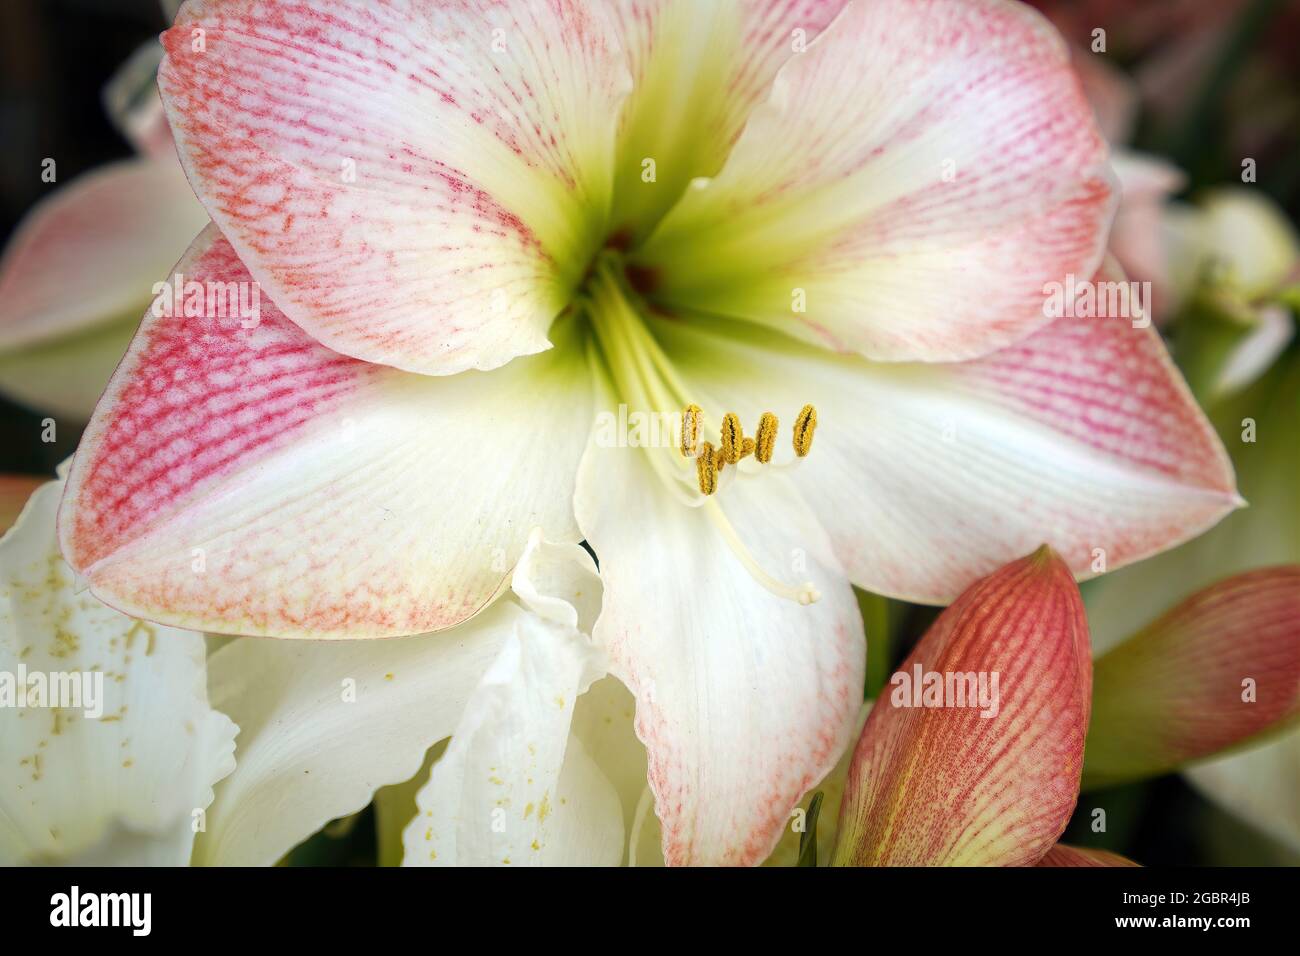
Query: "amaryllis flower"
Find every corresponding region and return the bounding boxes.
[0,36,208,420]
[830,549,1300,866]
[60,0,1238,864]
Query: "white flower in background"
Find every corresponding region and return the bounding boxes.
[0,477,234,865]
[1170,188,1300,401]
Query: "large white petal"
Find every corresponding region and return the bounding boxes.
[575,406,865,866]
[569,674,648,865]
[657,283,1238,603]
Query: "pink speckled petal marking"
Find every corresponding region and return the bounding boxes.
[59,224,593,638]
[607,0,850,235]
[657,260,1239,605]
[1035,843,1139,867]
[159,0,628,375]
[834,548,1091,866]
[1085,566,1300,788]
[574,399,865,866]
[638,0,1115,363]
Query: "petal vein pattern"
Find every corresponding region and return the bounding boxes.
[60,225,591,638]
[160,0,629,374]
[637,0,1115,363]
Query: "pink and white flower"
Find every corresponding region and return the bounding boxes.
[59,0,1238,864]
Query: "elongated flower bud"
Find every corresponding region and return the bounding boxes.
[833,547,1090,867]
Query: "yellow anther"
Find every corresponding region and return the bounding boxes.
[740,437,755,459]
[696,441,719,495]
[720,413,743,465]
[754,412,778,464]
[681,404,702,458]
[793,404,817,457]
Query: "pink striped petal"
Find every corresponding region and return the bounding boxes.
[833,548,1091,866]
[637,0,1114,363]
[1085,566,1300,788]
[59,225,592,638]
[1036,843,1139,867]
[657,261,1238,605]
[158,0,627,375]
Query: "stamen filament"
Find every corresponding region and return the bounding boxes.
[585,261,698,504]
[704,499,821,605]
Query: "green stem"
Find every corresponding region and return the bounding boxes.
[858,588,894,700]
